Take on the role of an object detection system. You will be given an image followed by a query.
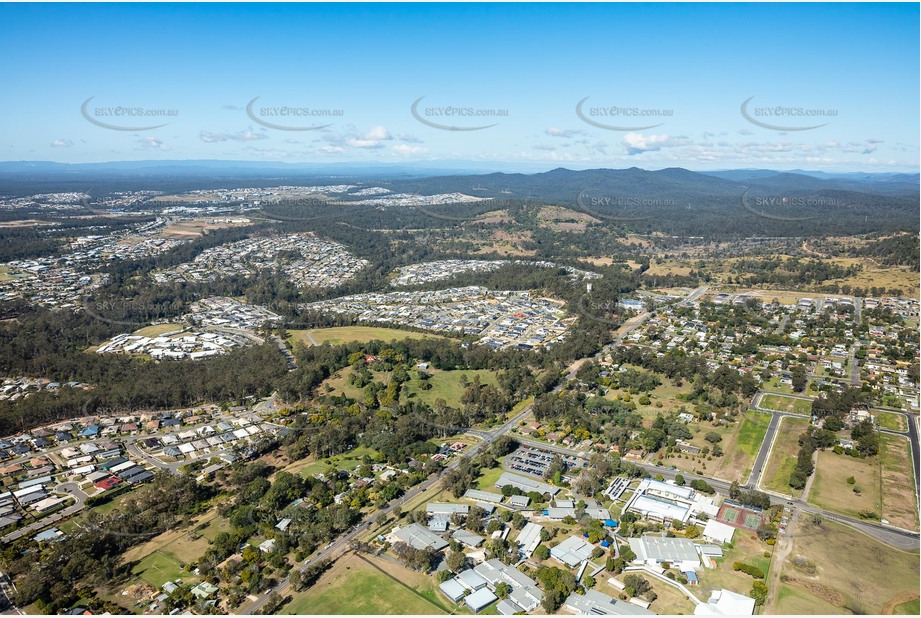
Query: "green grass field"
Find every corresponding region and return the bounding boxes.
[131,550,187,588]
[759,394,812,415]
[283,554,451,615]
[402,368,499,408]
[476,466,506,491]
[133,323,185,337]
[877,410,908,432]
[761,416,810,496]
[717,410,772,480]
[0,266,28,282]
[774,517,920,614]
[894,599,920,614]
[296,445,379,479]
[288,326,446,347]
[809,450,881,519]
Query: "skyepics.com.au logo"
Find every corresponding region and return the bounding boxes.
[80,191,197,218]
[257,196,382,222]
[411,195,517,223]
[81,297,176,328]
[246,96,344,131]
[576,97,673,131]
[81,97,178,131]
[740,189,838,221]
[411,97,508,131]
[575,190,663,222]
[740,96,837,131]
[575,294,623,327]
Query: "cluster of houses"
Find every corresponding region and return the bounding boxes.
[302,286,572,351]
[184,296,282,331]
[151,233,369,290]
[0,217,194,309]
[389,259,599,288]
[600,290,919,410]
[96,329,249,361]
[0,377,90,403]
[156,416,276,461]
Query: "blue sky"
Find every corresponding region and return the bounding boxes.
[1,2,917,171]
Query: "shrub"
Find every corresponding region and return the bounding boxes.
[733,562,765,579]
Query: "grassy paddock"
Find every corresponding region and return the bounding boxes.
[759,394,812,415]
[715,410,772,481]
[761,416,810,496]
[132,323,185,337]
[880,434,920,530]
[288,326,446,347]
[283,552,451,615]
[774,518,919,614]
[809,450,881,519]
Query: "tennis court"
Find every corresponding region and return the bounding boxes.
[717,500,763,530]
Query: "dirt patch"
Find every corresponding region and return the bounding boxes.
[882,591,921,615]
[782,575,846,606]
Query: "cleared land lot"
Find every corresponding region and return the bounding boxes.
[761,416,810,496]
[402,368,499,408]
[119,509,228,588]
[880,434,920,530]
[714,410,772,481]
[808,450,881,519]
[759,394,812,415]
[322,367,392,400]
[770,517,919,615]
[289,326,446,346]
[283,552,455,614]
[877,410,908,432]
[133,323,185,337]
[293,445,380,479]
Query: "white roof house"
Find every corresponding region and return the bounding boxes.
[550,535,595,567]
[694,589,756,615]
[452,528,485,548]
[515,522,544,558]
[427,502,470,516]
[393,523,449,551]
[463,489,503,504]
[628,535,701,570]
[439,578,466,603]
[464,587,497,613]
[473,558,543,611]
[628,494,692,522]
[495,471,559,496]
[457,569,489,591]
[703,519,736,545]
[564,589,655,615]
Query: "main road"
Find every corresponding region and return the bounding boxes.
[511,435,919,550]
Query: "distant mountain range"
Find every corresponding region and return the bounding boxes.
[0,161,915,237]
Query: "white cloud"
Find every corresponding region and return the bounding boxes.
[137,136,168,150]
[51,139,72,148]
[392,144,428,156]
[622,133,687,155]
[364,126,391,141]
[545,128,585,138]
[199,128,268,143]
